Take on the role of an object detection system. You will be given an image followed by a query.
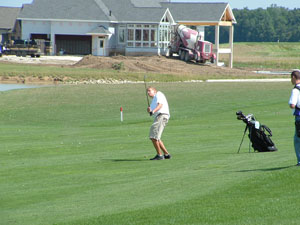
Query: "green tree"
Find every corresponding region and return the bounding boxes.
[204,5,300,43]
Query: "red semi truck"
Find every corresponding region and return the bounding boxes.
[168,25,216,64]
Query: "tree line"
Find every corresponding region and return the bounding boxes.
[205,5,300,43]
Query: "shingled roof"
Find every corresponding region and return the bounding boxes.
[19,0,111,21]
[86,26,111,35]
[162,2,235,23]
[130,0,168,8]
[18,0,234,24]
[0,7,21,31]
[102,0,169,23]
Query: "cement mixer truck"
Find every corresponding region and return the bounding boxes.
[168,25,216,64]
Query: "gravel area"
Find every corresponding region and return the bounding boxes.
[0,55,83,65]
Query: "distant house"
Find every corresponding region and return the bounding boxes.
[0,7,21,44]
[18,0,236,67]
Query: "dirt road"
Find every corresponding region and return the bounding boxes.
[74,55,257,77]
[0,54,256,76]
[0,55,82,65]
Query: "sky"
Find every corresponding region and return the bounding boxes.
[0,0,299,9]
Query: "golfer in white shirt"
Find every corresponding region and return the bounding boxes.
[147,87,171,160]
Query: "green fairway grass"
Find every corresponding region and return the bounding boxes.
[1,82,300,225]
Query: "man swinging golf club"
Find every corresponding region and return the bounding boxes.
[146,87,171,160]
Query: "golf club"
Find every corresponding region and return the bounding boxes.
[144,75,152,116]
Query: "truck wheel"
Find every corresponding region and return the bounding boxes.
[180,51,185,61]
[194,54,199,62]
[184,53,190,62]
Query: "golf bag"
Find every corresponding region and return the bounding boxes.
[236,111,277,153]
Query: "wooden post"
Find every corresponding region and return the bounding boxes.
[214,25,220,66]
[229,25,234,68]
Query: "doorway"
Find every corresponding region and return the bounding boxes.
[98,38,105,56]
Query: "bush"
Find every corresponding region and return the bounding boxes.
[112,62,124,70]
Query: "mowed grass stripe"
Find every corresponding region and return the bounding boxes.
[79,165,299,225]
[0,82,298,225]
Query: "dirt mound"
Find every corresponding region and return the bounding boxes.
[73,55,255,76]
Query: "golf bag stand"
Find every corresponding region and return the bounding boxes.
[237,124,252,153]
[236,111,277,153]
[237,125,247,153]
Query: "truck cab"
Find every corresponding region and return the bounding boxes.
[195,40,216,63]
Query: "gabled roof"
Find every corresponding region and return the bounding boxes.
[0,7,21,30]
[18,0,235,25]
[162,2,236,25]
[87,26,111,35]
[19,0,170,23]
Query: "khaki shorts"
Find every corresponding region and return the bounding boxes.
[149,114,169,140]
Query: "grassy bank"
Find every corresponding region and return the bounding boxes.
[221,42,300,69]
[1,82,300,225]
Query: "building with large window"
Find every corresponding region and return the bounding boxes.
[18,0,236,66]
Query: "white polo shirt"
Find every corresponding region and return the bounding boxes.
[150,91,170,118]
[289,85,300,115]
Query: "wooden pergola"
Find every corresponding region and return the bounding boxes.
[177,5,236,68]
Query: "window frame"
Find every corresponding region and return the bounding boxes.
[127,24,157,48]
[118,25,126,44]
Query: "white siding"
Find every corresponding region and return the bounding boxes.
[91,36,98,55]
[21,20,116,55]
[21,20,51,39]
[50,21,96,35]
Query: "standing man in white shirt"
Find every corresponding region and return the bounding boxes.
[289,70,300,166]
[147,87,171,160]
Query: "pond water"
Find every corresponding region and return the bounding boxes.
[0,84,45,92]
